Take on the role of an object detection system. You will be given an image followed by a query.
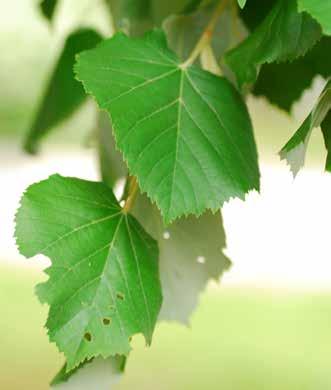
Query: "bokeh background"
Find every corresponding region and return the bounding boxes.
[1,1,331,389]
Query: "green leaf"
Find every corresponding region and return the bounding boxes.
[298,0,331,35]
[280,80,331,176]
[51,360,91,386]
[15,174,162,370]
[239,0,276,31]
[237,0,247,8]
[76,30,260,223]
[51,357,125,388]
[133,194,231,324]
[225,0,321,88]
[253,37,331,111]
[25,29,102,154]
[321,111,331,172]
[40,0,58,22]
[98,112,127,187]
[253,62,314,112]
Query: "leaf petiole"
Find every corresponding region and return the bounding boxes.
[181,0,228,68]
[123,176,139,213]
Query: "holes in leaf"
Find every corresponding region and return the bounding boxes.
[120,200,125,207]
[116,292,125,300]
[84,332,92,342]
[196,256,206,264]
[163,231,170,240]
[103,317,111,326]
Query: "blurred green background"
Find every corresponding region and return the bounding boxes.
[1,1,331,389]
[2,265,331,390]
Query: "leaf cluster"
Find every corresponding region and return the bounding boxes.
[14,0,331,386]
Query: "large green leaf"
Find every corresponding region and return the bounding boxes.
[76,30,260,223]
[253,37,331,111]
[133,194,231,324]
[15,175,162,370]
[280,80,331,176]
[225,0,321,88]
[237,0,247,8]
[52,357,125,389]
[40,0,58,22]
[25,29,102,154]
[298,0,331,35]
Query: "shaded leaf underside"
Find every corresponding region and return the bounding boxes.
[298,0,331,35]
[133,194,231,324]
[40,0,57,22]
[280,80,331,176]
[25,29,102,154]
[253,37,331,112]
[226,0,321,87]
[52,357,125,389]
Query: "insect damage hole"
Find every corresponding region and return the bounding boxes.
[84,332,92,342]
[116,292,125,300]
[103,318,111,325]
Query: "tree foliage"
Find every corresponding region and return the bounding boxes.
[14,0,331,386]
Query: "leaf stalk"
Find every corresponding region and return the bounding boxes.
[123,176,139,213]
[181,0,229,68]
